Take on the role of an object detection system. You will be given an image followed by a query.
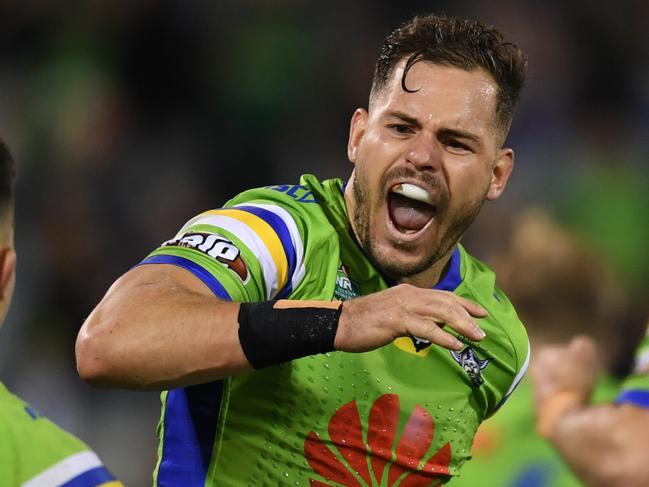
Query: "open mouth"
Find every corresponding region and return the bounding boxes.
[387,183,437,235]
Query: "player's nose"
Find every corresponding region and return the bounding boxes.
[405,133,442,172]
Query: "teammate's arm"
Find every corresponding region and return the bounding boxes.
[544,403,649,487]
[532,336,649,487]
[76,264,487,390]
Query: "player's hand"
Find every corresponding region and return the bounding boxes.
[334,284,487,353]
[531,335,601,411]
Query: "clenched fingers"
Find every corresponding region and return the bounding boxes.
[406,319,466,351]
[406,290,487,342]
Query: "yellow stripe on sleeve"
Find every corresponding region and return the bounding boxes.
[206,209,289,289]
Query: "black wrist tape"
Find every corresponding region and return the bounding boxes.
[238,300,342,369]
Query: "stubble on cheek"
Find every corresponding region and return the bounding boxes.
[350,170,373,252]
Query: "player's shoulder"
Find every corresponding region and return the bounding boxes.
[147,174,346,302]
[0,382,37,425]
[222,173,344,245]
[458,246,526,332]
[228,174,339,216]
[0,382,85,448]
[0,383,123,485]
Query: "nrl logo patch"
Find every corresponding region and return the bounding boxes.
[450,347,490,387]
[333,265,360,301]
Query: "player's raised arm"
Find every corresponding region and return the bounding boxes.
[76,263,247,389]
[76,263,487,390]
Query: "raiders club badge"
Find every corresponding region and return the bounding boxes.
[450,347,490,387]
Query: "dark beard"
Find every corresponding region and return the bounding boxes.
[351,169,487,280]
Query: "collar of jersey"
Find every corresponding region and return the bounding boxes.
[432,246,462,291]
[381,245,462,292]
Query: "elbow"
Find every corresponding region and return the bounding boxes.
[75,312,123,388]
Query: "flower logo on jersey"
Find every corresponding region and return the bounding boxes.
[304,394,451,486]
[163,232,249,282]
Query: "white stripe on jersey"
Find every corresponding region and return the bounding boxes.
[186,213,280,299]
[22,451,103,487]
[504,339,531,400]
[237,203,306,294]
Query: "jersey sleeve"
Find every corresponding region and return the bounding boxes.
[616,324,649,408]
[140,186,309,303]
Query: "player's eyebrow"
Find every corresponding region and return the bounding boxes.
[386,110,484,147]
[437,128,483,146]
[387,110,482,144]
[385,111,422,128]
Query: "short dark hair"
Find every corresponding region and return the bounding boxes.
[0,138,16,218]
[371,14,527,134]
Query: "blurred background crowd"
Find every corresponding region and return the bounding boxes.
[0,1,647,484]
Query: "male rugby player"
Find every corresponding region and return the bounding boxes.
[0,140,122,486]
[78,14,529,485]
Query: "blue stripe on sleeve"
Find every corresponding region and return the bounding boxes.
[60,466,115,487]
[139,254,231,300]
[234,205,297,297]
[615,389,649,409]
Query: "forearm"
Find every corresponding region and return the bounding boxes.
[76,266,249,390]
[547,403,649,487]
[77,267,487,390]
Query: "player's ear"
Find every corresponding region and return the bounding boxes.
[486,148,514,201]
[347,108,368,164]
[0,246,16,302]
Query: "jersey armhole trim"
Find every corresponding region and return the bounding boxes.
[493,339,531,413]
[139,255,232,300]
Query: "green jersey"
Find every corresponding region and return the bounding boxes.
[0,382,121,487]
[141,175,529,487]
[617,325,649,408]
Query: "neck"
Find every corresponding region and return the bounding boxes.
[399,245,455,288]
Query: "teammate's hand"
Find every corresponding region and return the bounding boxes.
[334,284,487,353]
[531,335,600,410]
